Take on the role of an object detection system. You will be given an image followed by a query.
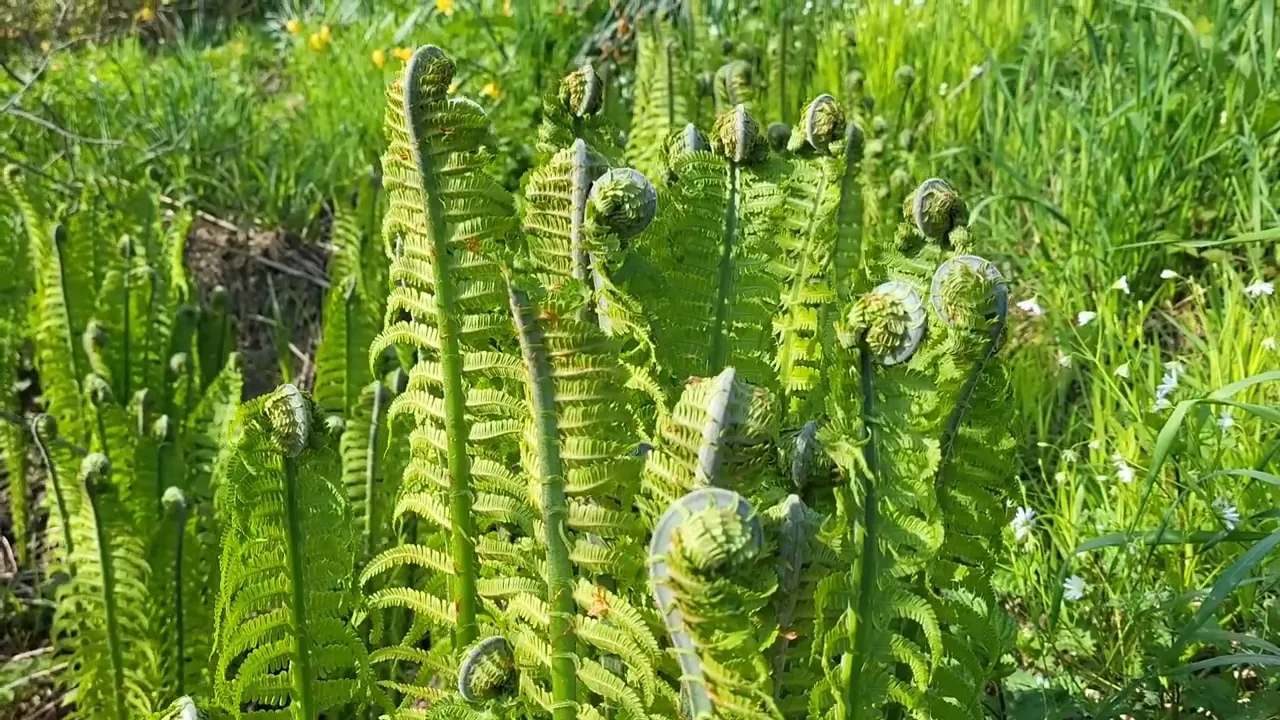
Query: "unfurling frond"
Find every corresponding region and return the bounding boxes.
[649,488,781,720]
[213,385,381,718]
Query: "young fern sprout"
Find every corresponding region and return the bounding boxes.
[714,60,756,114]
[457,635,517,703]
[649,487,781,720]
[844,281,927,366]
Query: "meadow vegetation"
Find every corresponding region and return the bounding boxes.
[0,1,1277,719]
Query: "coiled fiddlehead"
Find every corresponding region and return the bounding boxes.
[457,635,517,703]
[844,281,927,366]
[649,487,782,720]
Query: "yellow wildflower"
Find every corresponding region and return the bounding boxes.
[285,18,301,35]
[371,48,386,69]
[40,40,51,53]
[319,24,331,42]
[436,0,455,17]
[481,81,501,100]
[308,32,328,52]
[136,5,155,22]
[503,0,512,16]
[393,46,413,62]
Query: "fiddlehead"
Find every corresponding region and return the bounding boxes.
[649,487,782,720]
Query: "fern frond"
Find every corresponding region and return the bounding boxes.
[212,385,380,718]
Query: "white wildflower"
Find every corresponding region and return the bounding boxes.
[1063,575,1087,601]
[938,82,949,97]
[1016,298,1044,316]
[970,63,986,79]
[1062,448,1079,463]
[1262,337,1276,351]
[1160,269,1178,280]
[1011,506,1037,542]
[1213,497,1240,531]
[1114,363,1130,378]
[1153,362,1181,411]
[1057,351,1072,369]
[1054,471,1068,483]
[1218,411,1234,430]
[1244,280,1274,298]
[1112,454,1134,484]
[1088,440,1101,451]
[1219,109,1227,126]
[1112,275,1130,294]
[1077,310,1097,327]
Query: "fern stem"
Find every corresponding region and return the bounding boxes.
[170,500,189,696]
[85,467,128,720]
[832,121,864,303]
[845,340,880,718]
[934,321,1005,488]
[32,418,73,558]
[122,240,132,402]
[404,53,480,646]
[282,455,318,719]
[509,285,578,720]
[363,383,387,558]
[709,162,740,372]
[777,10,790,125]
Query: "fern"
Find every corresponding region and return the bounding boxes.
[649,487,782,720]
[772,95,864,421]
[643,105,784,389]
[627,17,692,182]
[56,452,160,720]
[638,367,780,525]
[361,44,523,678]
[212,384,380,718]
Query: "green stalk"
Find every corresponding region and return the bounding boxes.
[509,285,578,720]
[85,463,127,720]
[170,500,189,696]
[778,11,790,124]
[282,455,317,719]
[832,121,864,302]
[709,162,740,372]
[934,317,1006,488]
[663,35,676,128]
[363,383,387,558]
[845,340,880,718]
[404,56,479,647]
[32,417,74,559]
[121,239,132,402]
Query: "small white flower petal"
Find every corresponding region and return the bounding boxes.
[1088,440,1101,451]
[1077,310,1097,327]
[1160,269,1178,280]
[1218,411,1234,430]
[1112,275,1130,294]
[1057,351,1072,369]
[1262,337,1276,351]
[1213,497,1240,531]
[1016,298,1044,316]
[1064,575,1087,601]
[1112,454,1134,484]
[1114,363,1130,378]
[1244,281,1274,298]
[1061,449,1079,463]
